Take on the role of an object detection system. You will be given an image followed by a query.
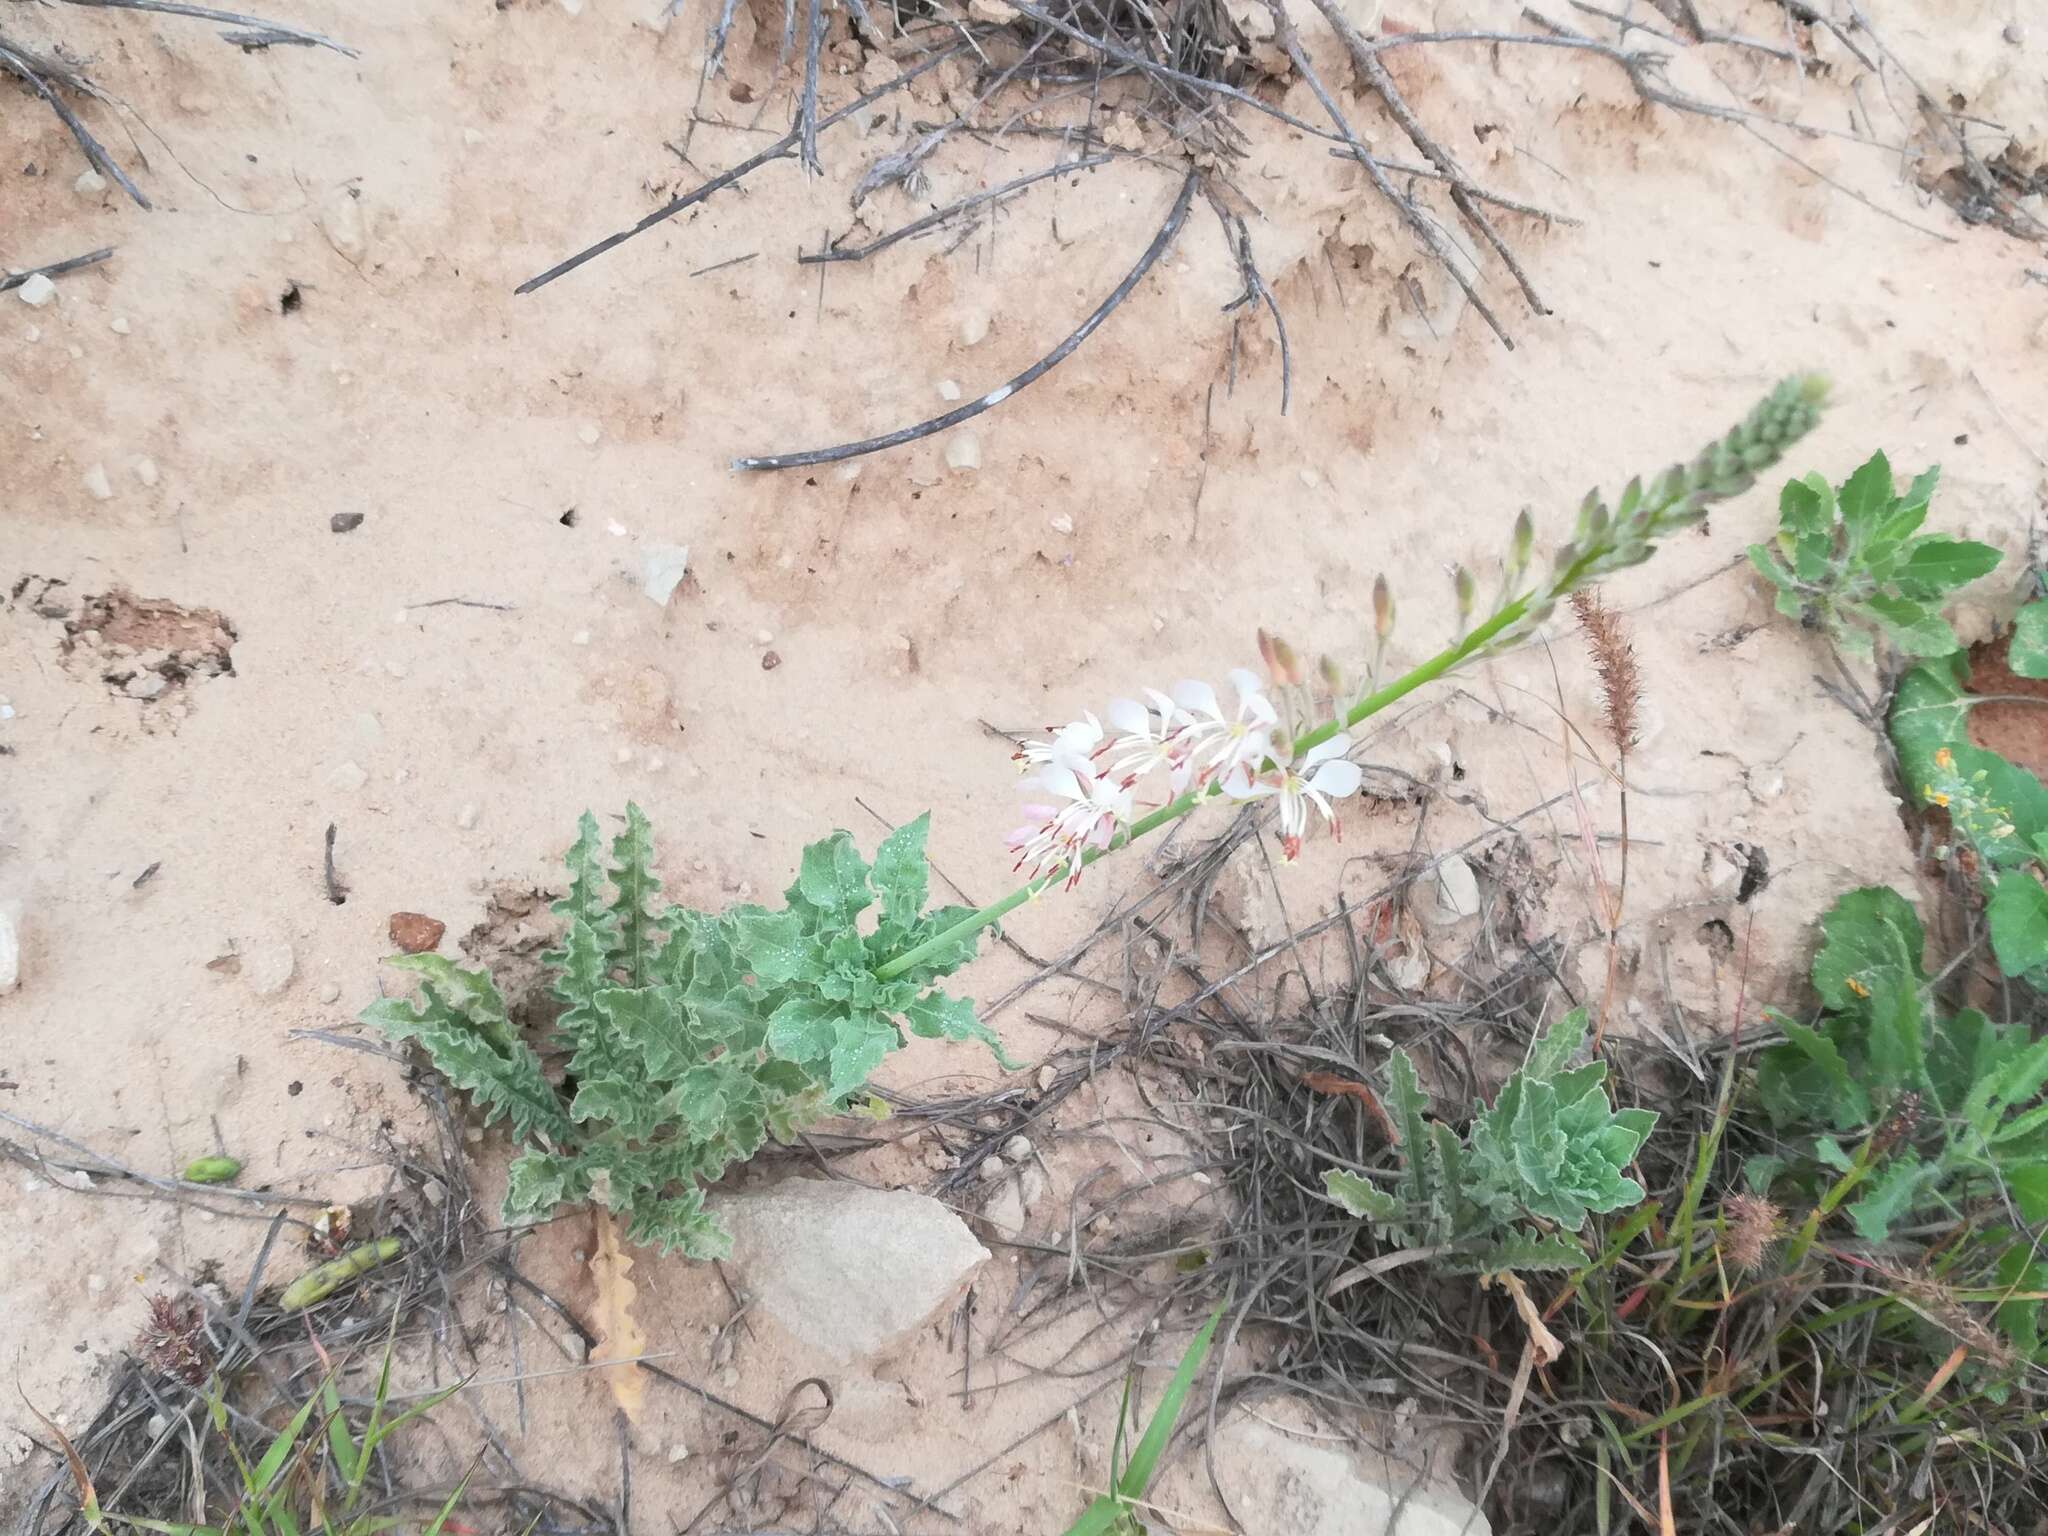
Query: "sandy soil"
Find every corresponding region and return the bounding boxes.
[3,0,2046,1527]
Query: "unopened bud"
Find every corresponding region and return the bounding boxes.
[1453,565,1475,623]
[1272,635,1303,686]
[1507,509,1533,585]
[1318,653,1343,693]
[1257,627,1280,677]
[1372,575,1394,641]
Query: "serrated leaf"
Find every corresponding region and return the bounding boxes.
[1836,451,1894,545]
[828,1012,899,1100]
[734,910,812,986]
[789,831,874,924]
[504,1148,589,1221]
[589,1210,648,1421]
[626,1187,733,1260]
[666,1063,730,1134]
[1525,1008,1589,1082]
[593,985,702,1079]
[1759,1020,1870,1129]
[570,1074,664,1139]
[362,989,573,1146]
[1988,873,2048,979]
[1893,537,2002,596]
[902,989,1020,1069]
[381,954,517,1052]
[553,811,618,944]
[766,996,842,1064]
[1847,1154,1933,1242]
[1450,1232,1585,1273]
[1855,594,1957,656]
[2010,601,2048,680]
[1323,1168,1400,1221]
[870,812,932,933]
[607,803,665,985]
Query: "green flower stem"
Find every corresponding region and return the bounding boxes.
[873,599,1529,983]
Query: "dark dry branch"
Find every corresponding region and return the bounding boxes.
[517,45,967,295]
[0,246,115,292]
[1206,191,1289,414]
[731,167,1198,471]
[0,33,153,208]
[803,151,1115,264]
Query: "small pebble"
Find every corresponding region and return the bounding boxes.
[134,457,159,487]
[331,511,365,533]
[463,127,485,145]
[959,308,990,346]
[937,378,962,401]
[82,463,113,501]
[978,1155,1007,1182]
[1002,1134,1032,1162]
[109,316,130,335]
[1049,513,1074,535]
[317,981,341,1004]
[125,674,167,701]
[1036,1064,1057,1092]
[16,273,56,307]
[328,760,369,792]
[760,650,782,671]
[718,1365,739,1389]
[0,908,18,993]
[572,629,592,645]
[23,324,39,343]
[945,432,981,472]
[577,423,602,446]
[667,1443,691,1465]
[245,942,297,997]
[615,746,634,765]
[75,169,107,194]
[145,1413,168,1440]
[754,628,775,645]
[87,1273,107,1295]
[456,802,480,830]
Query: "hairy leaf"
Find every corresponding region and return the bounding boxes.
[2011,600,2048,681]
[1988,872,2048,980]
[1323,1169,1400,1222]
[607,803,665,985]
[361,980,571,1146]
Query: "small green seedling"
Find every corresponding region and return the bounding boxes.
[1059,1302,1224,1536]
[181,1156,242,1186]
[1323,1008,1656,1271]
[1748,453,1998,658]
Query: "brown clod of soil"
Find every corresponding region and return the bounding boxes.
[387,912,447,954]
[1966,636,2048,780]
[62,589,238,700]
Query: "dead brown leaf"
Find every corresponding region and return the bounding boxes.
[590,1208,648,1422]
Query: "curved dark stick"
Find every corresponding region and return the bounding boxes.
[515,44,964,296]
[732,168,1198,474]
[54,0,357,56]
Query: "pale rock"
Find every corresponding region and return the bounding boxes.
[245,942,296,997]
[110,316,131,334]
[559,0,584,13]
[936,378,962,401]
[1016,1161,1046,1213]
[134,457,159,487]
[572,629,592,645]
[968,0,1018,19]
[754,629,775,645]
[23,324,39,343]
[328,760,369,792]
[1382,947,1430,992]
[317,981,341,1004]
[87,1273,107,1294]
[639,542,690,606]
[1049,512,1075,535]
[317,188,370,265]
[1036,1064,1058,1093]
[0,907,19,992]
[82,463,114,501]
[17,273,56,307]
[1002,1135,1032,1162]
[977,1154,1007,1181]
[1430,854,1481,922]
[75,169,108,194]
[945,432,981,472]
[982,1177,1026,1240]
[456,802,480,830]
[462,127,485,146]
[958,307,990,346]
[712,1178,989,1362]
[667,1443,691,1464]
[145,1412,168,1441]
[578,422,602,446]
[125,673,168,701]
[1204,1415,1489,1536]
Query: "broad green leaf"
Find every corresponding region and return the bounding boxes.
[1835,451,1894,547]
[734,910,812,986]
[504,1148,589,1220]
[570,1074,664,1139]
[2007,1165,2048,1225]
[1889,656,1973,787]
[1988,872,2048,979]
[1855,594,1957,656]
[828,1012,899,1099]
[666,1063,730,1134]
[902,989,1019,1067]
[1847,1154,1933,1241]
[870,812,933,933]
[1758,1019,1869,1129]
[789,831,874,923]
[1892,537,2001,596]
[766,996,842,1064]
[1525,1007,1589,1082]
[361,993,573,1145]
[1323,1168,1400,1221]
[626,1187,734,1260]
[594,985,702,1079]
[2010,600,2048,680]
[1810,886,1925,1012]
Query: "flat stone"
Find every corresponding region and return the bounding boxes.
[1430,854,1481,922]
[1208,1416,1491,1536]
[713,1178,988,1363]
[0,907,19,992]
[245,942,296,997]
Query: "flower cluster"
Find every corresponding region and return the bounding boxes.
[1007,667,1364,882]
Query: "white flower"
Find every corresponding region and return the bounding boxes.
[1006,760,1134,886]
[1012,711,1104,774]
[1174,668,1278,793]
[1230,734,1363,861]
[1104,689,1188,784]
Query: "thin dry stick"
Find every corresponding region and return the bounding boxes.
[1261,0,1517,349]
[517,44,965,294]
[1305,0,1551,320]
[0,246,115,292]
[0,35,152,207]
[731,168,1199,472]
[801,152,1115,264]
[53,0,357,56]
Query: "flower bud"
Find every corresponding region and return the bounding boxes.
[1319,653,1343,694]
[1453,565,1475,624]
[1272,635,1303,686]
[1372,575,1394,641]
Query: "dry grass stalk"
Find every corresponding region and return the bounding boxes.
[1570,588,1641,759]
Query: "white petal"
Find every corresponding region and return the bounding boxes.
[1106,697,1148,735]
[1227,666,1264,700]
[1173,679,1220,719]
[1307,759,1363,798]
[1301,733,1352,770]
